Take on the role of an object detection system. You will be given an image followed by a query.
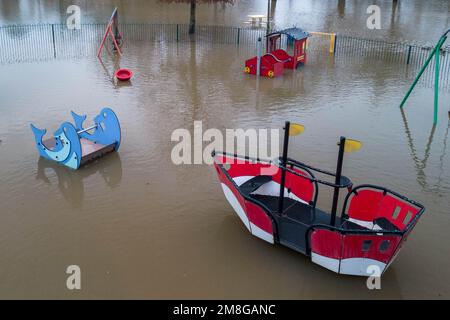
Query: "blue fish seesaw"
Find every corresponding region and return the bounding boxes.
[30,108,121,169]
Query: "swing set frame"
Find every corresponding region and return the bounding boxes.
[97,7,122,57]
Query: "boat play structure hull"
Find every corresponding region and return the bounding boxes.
[212,147,424,277]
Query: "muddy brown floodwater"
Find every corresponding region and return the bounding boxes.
[0,0,450,299]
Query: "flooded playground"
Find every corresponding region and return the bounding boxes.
[0,0,450,299]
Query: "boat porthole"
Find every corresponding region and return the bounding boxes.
[392,206,401,219]
[402,211,413,225]
[362,240,372,252]
[379,240,390,252]
[223,163,231,171]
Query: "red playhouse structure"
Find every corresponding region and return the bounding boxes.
[244,27,310,78]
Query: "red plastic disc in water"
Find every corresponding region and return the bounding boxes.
[115,68,133,81]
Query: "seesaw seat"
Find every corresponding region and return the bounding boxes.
[41,137,116,166]
[30,108,121,170]
[79,139,116,165]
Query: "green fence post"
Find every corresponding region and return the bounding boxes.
[237,27,240,45]
[176,24,179,42]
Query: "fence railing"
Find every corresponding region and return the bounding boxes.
[1,23,449,89]
[335,35,450,90]
[0,23,269,63]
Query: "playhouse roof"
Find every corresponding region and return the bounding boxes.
[266,27,310,41]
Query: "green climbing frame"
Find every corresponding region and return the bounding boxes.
[400,28,450,125]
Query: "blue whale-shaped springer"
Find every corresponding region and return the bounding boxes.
[30,108,121,169]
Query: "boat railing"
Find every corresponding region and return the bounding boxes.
[300,182,425,256]
[281,157,352,189]
[213,152,353,209]
[303,185,425,256]
[212,152,352,191]
[304,223,404,256]
[212,150,275,165]
[213,151,319,207]
[341,184,425,233]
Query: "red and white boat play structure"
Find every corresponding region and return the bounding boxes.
[212,122,425,276]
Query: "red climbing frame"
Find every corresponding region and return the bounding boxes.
[97,7,122,57]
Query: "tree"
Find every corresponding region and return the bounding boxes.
[163,0,235,34]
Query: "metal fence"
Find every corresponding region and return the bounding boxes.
[1,23,449,88]
[0,23,104,63]
[335,35,450,89]
[0,23,269,63]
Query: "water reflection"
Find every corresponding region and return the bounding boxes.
[36,152,122,207]
[437,116,450,189]
[98,56,115,82]
[98,55,133,88]
[400,108,450,193]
